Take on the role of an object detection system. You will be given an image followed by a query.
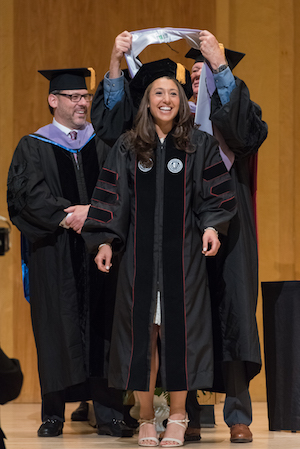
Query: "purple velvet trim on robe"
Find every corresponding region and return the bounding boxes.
[35,123,94,152]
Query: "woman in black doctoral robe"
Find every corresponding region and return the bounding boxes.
[83,62,236,447]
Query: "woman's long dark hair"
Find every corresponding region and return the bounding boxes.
[125,77,194,165]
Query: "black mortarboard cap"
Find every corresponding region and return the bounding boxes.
[38,67,94,93]
[185,48,206,63]
[185,47,245,71]
[129,58,192,108]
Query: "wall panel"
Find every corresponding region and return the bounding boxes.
[0,0,14,357]
[224,0,300,401]
[295,1,300,278]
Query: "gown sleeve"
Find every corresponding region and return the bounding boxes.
[192,130,237,236]
[7,135,70,242]
[82,135,131,254]
[210,77,268,158]
[91,79,137,147]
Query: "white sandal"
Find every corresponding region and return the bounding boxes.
[160,415,189,447]
[138,418,159,447]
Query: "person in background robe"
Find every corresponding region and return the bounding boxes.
[7,68,133,439]
[184,30,267,444]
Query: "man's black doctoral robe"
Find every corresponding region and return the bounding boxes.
[90,75,267,390]
[206,78,268,388]
[83,129,236,392]
[7,132,115,397]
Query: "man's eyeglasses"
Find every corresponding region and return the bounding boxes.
[55,93,93,103]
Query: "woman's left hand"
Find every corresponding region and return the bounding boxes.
[202,229,221,256]
[94,244,112,272]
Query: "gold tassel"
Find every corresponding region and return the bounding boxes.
[88,67,96,91]
[176,63,186,84]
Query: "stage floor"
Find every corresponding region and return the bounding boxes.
[1,402,299,448]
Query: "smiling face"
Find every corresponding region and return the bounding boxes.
[148,77,180,136]
[48,89,90,129]
[190,62,204,98]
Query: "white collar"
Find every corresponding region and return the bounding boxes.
[52,118,75,136]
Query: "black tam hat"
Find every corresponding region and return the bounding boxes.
[38,67,95,93]
[185,48,245,71]
[129,58,192,108]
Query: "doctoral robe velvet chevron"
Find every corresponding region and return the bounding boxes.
[83,128,236,392]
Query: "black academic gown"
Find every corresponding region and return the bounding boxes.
[91,75,267,390]
[91,78,137,148]
[83,129,236,392]
[206,78,268,388]
[7,132,115,397]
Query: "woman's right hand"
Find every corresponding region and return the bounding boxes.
[94,244,112,273]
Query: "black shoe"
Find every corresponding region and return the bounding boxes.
[97,419,134,437]
[123,405,139,429]
[71,401,89,421]
[37,419,63,437]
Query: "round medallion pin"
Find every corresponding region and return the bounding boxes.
[138,159,154,172]
[167,158,183,174]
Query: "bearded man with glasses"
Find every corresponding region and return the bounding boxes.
[7,68,134,438]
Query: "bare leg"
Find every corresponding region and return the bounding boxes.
[160,391,188,447]
[169,391,187,416]
[136,324,160,446]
